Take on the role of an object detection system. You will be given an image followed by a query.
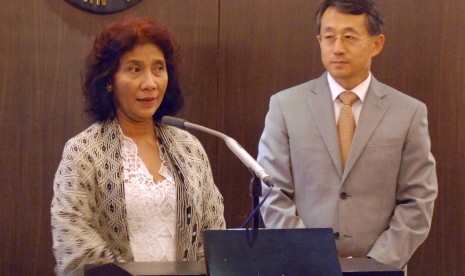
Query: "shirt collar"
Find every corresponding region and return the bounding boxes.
[327,72,371,103]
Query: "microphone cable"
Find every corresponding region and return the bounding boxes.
[240,183,273,228]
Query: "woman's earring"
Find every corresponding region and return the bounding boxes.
[106,83,113,93]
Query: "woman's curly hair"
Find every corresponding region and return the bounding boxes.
[82,17,183,122]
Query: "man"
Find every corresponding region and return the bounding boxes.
[258,0,438,269]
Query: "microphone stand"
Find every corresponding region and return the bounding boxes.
[251,175,262,229]
[241,172,273,229]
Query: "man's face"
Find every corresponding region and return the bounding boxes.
[318,7,384,89]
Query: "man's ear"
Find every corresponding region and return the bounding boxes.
[372,34,385,57]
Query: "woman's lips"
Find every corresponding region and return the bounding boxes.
[138,97,156,101]
[137,97,157,106]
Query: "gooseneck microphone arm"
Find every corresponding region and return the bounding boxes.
[161,116,273,187]
[161,116,274,228]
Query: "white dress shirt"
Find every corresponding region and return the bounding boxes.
[327,72,371,125]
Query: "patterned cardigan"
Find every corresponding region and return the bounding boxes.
[51,119,226,276]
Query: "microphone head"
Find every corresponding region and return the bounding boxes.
[161,116,187,129]
[262,175,274,187]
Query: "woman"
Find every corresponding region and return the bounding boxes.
[51,17,225,276]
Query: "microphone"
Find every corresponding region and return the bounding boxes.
[161,116,273,187]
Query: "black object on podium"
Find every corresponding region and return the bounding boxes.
[203,228,342,276]
[85,227,403,276]
[85,258,403,275]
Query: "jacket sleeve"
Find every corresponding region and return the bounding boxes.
[367,103,438,268]
[51,139,117,276]
[258,95,307,229]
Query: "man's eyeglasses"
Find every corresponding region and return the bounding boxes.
[317,34,371,46]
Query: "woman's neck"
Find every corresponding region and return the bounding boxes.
[117,117,157,142]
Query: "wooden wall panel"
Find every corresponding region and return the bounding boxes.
[218,0,323,228]
[0,1,219,275]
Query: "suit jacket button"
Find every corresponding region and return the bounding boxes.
[340,192,349,199]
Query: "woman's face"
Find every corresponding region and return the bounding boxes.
[112,43,168,123]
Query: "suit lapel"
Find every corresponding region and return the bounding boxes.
[307,74,344,177]
[342,77,389,181]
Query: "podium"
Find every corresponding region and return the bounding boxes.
[340,258,404,275]
[84,261,206,276]
[85,258,403,276]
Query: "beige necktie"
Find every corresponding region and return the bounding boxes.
[338,91,358,167]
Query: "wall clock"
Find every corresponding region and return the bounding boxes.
[65,0,143,14]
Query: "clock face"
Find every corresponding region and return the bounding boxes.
[65,0,143,14]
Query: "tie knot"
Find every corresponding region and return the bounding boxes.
[339,91,358,106]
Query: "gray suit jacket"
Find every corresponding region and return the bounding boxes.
[258,73,438,269]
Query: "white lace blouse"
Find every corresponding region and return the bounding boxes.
[121,134,176,262]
